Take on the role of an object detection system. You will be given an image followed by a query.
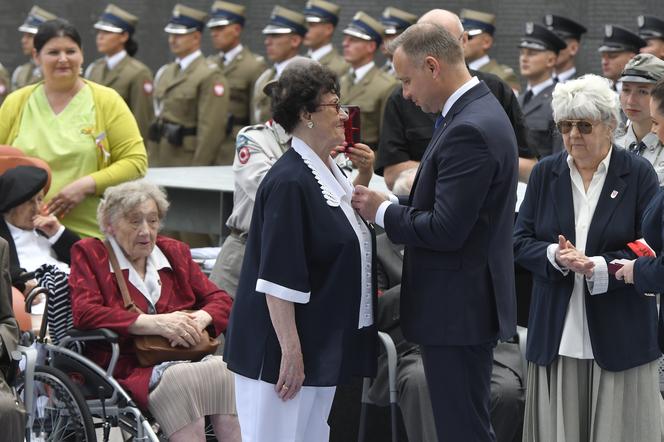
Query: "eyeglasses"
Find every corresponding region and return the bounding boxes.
[556,120,597,135]
[317,102,343,113]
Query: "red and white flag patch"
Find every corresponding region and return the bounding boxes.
[238,146,251,164]
[143,80,153,95]
[213,83,225,96]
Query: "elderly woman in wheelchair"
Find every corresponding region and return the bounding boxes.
[69,180,240,442]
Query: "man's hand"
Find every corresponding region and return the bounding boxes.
[351,185,388,222]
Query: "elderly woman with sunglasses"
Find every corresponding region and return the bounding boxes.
[514,74,663,442]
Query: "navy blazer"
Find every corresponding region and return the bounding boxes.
[634,189,664,351]
[514,148,660,371]
[384,81,519,345]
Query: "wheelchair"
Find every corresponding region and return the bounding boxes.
[11,282,160,441]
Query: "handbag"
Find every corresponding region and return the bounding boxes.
[103,240,219,367]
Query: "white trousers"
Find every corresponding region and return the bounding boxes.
[235,374,336,442]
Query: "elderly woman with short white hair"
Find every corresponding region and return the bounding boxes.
[514,74,662,441]
[69,180,240,442]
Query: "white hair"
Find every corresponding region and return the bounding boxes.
[551,74,621,127]
[97,180,169,234]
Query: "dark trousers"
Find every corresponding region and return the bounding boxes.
[421,342,496,442]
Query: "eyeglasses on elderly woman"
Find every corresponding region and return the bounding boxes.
[556,120,598,135]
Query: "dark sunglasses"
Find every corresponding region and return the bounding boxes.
[556,120,596,135]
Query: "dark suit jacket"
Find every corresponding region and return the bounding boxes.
[518,82,563,158]
[514,148,660,371]
[0,218,79,291]
[375,69,534,176]
[384,81,519,345]
[634,189,664,351]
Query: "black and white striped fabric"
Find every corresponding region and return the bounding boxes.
[34,264,71,345]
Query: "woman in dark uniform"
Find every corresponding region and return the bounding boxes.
[85,4,154,140]
[223,61,377,442]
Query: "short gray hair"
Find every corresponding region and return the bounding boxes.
[97,180,169,234]
[552,74,621,128]
[387,22,464,66]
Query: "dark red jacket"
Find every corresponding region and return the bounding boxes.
[69,236,232,410]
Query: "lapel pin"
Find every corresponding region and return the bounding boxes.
[610,190,618,199]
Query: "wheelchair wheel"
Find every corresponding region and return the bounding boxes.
[16,365,96,442]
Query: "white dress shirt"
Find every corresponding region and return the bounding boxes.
[7,221,69,273]
[351,61,375,84]
[526,77,555,97]
[220,44,243,66]
[308,43,333,62]
[546,148,613,359]
[468,55,490,71]
[374,76,481,227]
[105,50,127,70]
[555,67,576,83]
[107,236,171,313]
[176,49,202,71]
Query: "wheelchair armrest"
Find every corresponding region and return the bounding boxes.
[65,328,119,344]
[377,331,399,404]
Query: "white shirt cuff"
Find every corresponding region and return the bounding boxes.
[375,200,394,228]
[256,279,310,304]
[585,256,608,295]
[47,225,66,244]
[546,243,569,275]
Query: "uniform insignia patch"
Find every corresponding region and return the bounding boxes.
[214,83,225,96]
[238,146,251,164]
[143,80,153,95]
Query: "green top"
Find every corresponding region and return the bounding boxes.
[0,80,148,239]
[13,84,103,237]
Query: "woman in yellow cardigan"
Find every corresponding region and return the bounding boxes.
[0,19,147,238]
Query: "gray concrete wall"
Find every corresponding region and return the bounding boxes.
[1,1,663,89]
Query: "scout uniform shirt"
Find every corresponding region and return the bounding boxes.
[12,60,42,89]
[340,62,398,149]
[85,51,155,141]
[149,50,230,166]
[208,44,266,164]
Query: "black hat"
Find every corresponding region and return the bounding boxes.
[638,15,664,40]
[543,14,587,40]
[518,22,567,54]
[598,25,647,53]
[0,166,48,213]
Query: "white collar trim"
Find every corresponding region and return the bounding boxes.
[309,43,333,61]
[291,136,353,207]
[176,50,202,71]
[106,50,127,70]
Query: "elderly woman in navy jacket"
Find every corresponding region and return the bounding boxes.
[223,61,377,442]
[514,74,662,442]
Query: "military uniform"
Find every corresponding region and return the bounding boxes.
[341,12,398,149]
[543,14,587,83]
[209,120,291,297]
[380,7,417,77]
[303,1,349,78]
[0,65,11,105]
[85,57,154,140]
[148,5,230,167]
[478,58,519,89]
[11,6,56,90]
[250,6,307,125]
[208,47,266,163]
[11,61,41,89]
[316,47,348,78]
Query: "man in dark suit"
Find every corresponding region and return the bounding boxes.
[352,17,518,442]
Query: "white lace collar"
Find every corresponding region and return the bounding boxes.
[291,136,353,207]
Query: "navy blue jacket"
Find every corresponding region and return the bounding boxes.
[514,148,660,371]
[634,188,664,351]
[384,81,519,345]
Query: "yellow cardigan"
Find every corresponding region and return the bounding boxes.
[0,79,147,194]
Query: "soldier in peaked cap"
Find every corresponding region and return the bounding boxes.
[461,8,520,92]
[12,6,57,90]
[518,22,567,157]
[544,14,587,82]
[207,1,266,164]
[599,24,647,88]
[615,54,664,184]
[148,4,230,169]
[303,0,348,77]
[85,4,154,141]
[638,15,664,60]
[340,11,398,150]
[380,7,417,76]
[250,6,307,125]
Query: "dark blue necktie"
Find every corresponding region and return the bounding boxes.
[434,114,445,129]
[628,141,647,156]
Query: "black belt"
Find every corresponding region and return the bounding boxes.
[229,228,248,242]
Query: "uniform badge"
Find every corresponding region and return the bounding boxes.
[238,146,251,164]
[544,15,553,27]
[638,16,645,28]
[525,22,534,35]
[605,25,613,38]
[143,80,153,95]
[213,83,225,96]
